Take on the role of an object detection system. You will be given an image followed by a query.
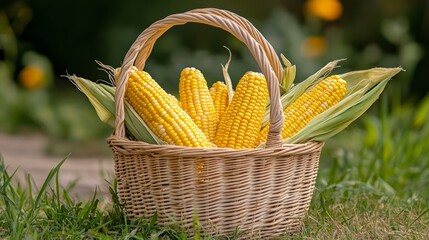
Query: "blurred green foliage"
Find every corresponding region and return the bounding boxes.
[320,94,429,200]
[0,0,428,143]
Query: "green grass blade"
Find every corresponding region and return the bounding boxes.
[413,93,429,128]
[27,155,68,222]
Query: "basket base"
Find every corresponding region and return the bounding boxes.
[108,137,323,239]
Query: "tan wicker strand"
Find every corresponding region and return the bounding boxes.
[108,137,323,157]
[108,8,324,239]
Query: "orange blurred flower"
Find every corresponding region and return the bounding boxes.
[301,36,327,58]
[19,65,45,90]
[305,0,343,21]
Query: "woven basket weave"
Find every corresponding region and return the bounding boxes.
[107,8,324,239]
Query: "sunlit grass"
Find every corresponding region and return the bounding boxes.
[298,190,429,239]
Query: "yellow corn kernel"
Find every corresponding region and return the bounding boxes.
[209,81,229,121]
[123,67,211,147]
[260,75,347,142]
[167,93,181,107]
[168,93,179,103]
[214,71,268,149]
[179,67,217,141]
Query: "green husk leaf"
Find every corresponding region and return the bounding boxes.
[280,54,296,95]
[70,76,114,125]
[68,76,164,144]
[279,53,296,95]
[280,53,292,68]
[340,67,404,95]
[99,83,165,144]
[284,67,403,144]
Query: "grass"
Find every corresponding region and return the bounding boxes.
[1,95,429,239]
[300,191,429,239]
[1,157,428,240]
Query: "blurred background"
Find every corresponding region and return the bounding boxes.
[0,0,428,156]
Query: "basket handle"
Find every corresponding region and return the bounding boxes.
[115,8,285,148]
[135,8,283,82]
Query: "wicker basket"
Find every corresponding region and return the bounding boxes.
[107,8,324,239]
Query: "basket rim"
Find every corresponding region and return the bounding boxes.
[107,135,324,158]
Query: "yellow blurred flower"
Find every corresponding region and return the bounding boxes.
[19,65,45,90]
[305,0,343,21]
[301,36,327,58]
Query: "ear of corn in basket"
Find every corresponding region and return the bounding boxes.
[258,62,402,146]
[116,66,212,147]
[259,74,347,142]
[262,59,342,127]
[213,71,268,149]
[284,67,403,144]
[209,81,229,121]
[179,67,217,141]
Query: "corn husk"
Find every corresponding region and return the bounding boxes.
[285,67,403,144]
[68,75,164,144]
[279,54,296,95]
[221,46,234,104]
[262,59,343,127]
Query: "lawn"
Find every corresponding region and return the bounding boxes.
[1,95,428,239]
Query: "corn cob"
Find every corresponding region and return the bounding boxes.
[260,75,347,142]
[120,67,211,147]
[209,81,228,121]
[167,93,182,108]
[167,93,180,105]
[214,71,268,149]
[179,67,217,141]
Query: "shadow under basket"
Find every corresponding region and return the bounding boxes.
[108,136,323,239]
